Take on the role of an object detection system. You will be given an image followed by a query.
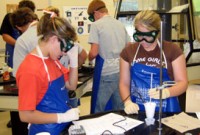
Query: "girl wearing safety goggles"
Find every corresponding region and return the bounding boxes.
[119,10,188,114]
[16,12,80,135]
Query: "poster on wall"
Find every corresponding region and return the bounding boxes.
[6,4,18,13]
[63,6,91,35]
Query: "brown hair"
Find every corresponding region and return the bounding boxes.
[10,7,37,27]
[87,0,108,15]
[45,6,60,17]
[134,10,161,31]
[18,0,36,12]
[37,14,77,42]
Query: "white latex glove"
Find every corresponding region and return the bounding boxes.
[148,88,170,99]
[36,132,50,135]
[124,99,139,114]
[57,108,80,124]
[67,45,78,68]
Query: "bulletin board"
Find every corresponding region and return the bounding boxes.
[6,4,18,13]
[63,6,91,35]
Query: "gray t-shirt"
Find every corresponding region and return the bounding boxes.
[88,15,130,76]
[13,23,83,77]
[13,24,38,77]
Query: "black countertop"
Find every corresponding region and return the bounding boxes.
[65,110,200,135]
[0,65,94,97]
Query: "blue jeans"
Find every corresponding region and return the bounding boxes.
[69,97,79,108]
[68,91,79,108]
[95,73,123,113]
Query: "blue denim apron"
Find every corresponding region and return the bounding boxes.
[6,28,20,67]
[130,42,180,112]
[90,55,112,114]
[29,46,71,135]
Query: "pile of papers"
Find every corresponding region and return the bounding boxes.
[162,112,200,133]
[73,113,143,135]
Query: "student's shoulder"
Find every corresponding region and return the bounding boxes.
[163,41,183,59]
[21,54,42,69]
[125,42,139,51]
[163,41,182,52]
[4,13,12,19]
[121,42,139,57]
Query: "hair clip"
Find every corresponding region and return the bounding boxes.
[42,10,56,18]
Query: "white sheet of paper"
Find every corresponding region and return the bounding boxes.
[162,112,200,133]
[73,113,143,135]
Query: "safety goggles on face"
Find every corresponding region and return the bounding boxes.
[60,38,74,53]
[88,6,106,22]
[133,30,159,43]
[88,14,95,22]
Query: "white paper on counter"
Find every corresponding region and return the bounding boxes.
[73,113,143,135]
[161,112,200,133]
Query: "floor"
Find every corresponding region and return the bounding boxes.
[0,96,91,135]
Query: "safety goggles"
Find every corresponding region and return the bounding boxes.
[88,14,95,22]
[60,38,74,53]
[88,6,105,22]
[133,30,159,43]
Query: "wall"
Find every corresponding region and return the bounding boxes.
[0,0,50,50]
[0,0,116,53]
[187,66,200,81]
[50,0,116,52]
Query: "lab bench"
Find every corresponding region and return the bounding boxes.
[0,65,94,135]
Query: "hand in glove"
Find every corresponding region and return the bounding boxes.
[57,108,80,124]
[124,99,139,114]
[67,45,78,68]
[148,88,170,99]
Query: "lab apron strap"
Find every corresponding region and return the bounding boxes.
[90,55,113,114]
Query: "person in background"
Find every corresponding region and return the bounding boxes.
[1,1,36,129]
[13,6,87,108]
[119,10,188,114]
[87,0,131,114]
[16,12,80,135]
[43,7,87,68]
[10,7,38,34]
[13,6,87,77]
[0,0,35,68]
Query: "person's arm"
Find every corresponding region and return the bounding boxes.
[88,43,98,61]
[78,48,87,66]
[168,54,188,96]
[0,14,16,46]
[66,67,78,90]
[149,54,188,99]
[119,57,131,102]
[2,34,16,46]
[65,45,78,90]
[119,57,139,114]
[19,110,57,124]
[19,108,79,124]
